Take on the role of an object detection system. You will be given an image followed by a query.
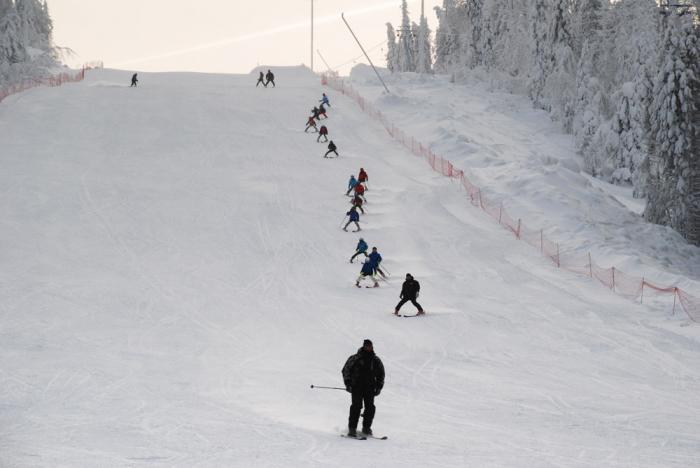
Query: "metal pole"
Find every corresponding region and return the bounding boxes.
[341,13,391,94]
[311,0,314,72]
[317,49,333,72]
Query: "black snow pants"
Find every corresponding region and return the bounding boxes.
[349,390,375,431]
[395,297,423,313]
[324,149,338,158]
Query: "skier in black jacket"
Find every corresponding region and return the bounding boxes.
[342,339,385,437]
[130,73,138,87]
[324,140,338,158]
[265,69,275,87]
[394,273,424,315]
[256,71,266,87]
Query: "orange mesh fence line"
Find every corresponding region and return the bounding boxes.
[0,62,102,104]
[322,74,700,323]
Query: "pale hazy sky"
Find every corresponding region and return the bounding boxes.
[47,0,441,75]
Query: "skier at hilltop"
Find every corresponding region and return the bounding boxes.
[317,125,329,143]
[343,206,361,232]
[355,257,379,288]
[305,116,318,133]
[320,92,330,107]
[256,71,266,87]
[324,140,339,158]
[394,273,424,315]
[345,174,358,196]
[130,73,138,87]
[265,69,275,87]
[342,339,384,437]
[350,237,368,263]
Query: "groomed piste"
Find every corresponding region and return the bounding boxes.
[1,66,699,467]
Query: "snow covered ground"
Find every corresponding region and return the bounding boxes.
[348,65,700,293]
[1,67,700,467]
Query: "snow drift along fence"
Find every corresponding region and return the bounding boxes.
[322,74,700,323]
[0,61,103,105]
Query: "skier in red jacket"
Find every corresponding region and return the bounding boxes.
[318,125,329,142]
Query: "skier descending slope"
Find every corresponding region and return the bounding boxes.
[350,193,364,214]
[345,174,358,196]
[318,103,328,119]
[320,92,330,107]
[350,237,368,263]
[357,167,368,189]
[317,125,329,143]
[368,247,386,278]
[343,206,361,232]
[342,339,384,438]
[305,116,318,133]
[356,258,379,288]
[324,140,339,158]
[394,273,424,316]
[265,69,275,87]
[255,71,266,87]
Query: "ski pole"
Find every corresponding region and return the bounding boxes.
[310,385,346,391]
[339,216,348,228]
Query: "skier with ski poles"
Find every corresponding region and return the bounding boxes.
[305,116,318,133]
[320,92,330,107]
[350,193,364,214]
[317,125,329,143]
[311,106,321,120]
[353,181,366,203]
[345,174,358,196]
[358,167,368,189]
[368,247,386,278]
[394,273,424,316]
[356,258,379,288]
[324,140,339,158]
[265,69,275,87]
[343,206,361,232]
[318,103,328,119]
[350,237,368,263]
[342,339,384,437]
[256,71,266,87]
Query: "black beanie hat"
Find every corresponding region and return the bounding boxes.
[363,339,373,347]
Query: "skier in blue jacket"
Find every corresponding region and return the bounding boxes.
[368,247,386,278]
[350,238,369,263]
[343,207,361,232]
[346,175,358,196]
[320,93,330,107]
[356,258,379,288]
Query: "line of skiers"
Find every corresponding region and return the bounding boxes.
[256,70,276,88]
[304,93,338,158]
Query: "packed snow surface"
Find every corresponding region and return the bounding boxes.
[1,67,699,467]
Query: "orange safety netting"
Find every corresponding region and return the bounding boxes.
[322,74,700,323]
[0,62,103,104]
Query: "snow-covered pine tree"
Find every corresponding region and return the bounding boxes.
[544,0,576,132]
[386,23,399,72]
[464,0,484,68]
[0,0,26,65]
[416,2,432,74]
[645,5,699,243]
[574,39,604,172]
[397,0,415,72]
[15,0,51,51]
[433,0,466,73]
[529,0,551,111]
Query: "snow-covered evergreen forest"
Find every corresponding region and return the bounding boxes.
[387,0,700,246]
[0,0,55,85]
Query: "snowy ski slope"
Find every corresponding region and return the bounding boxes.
[1,67,699,467]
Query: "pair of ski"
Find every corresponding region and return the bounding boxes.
[394,313,425,318]
[341,434,388,441]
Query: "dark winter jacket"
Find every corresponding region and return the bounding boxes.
[400,278,420,299]
[360,262,375,275]
[319,104,327,114]
[328,141,337,152]
[368,251,382,269]
[266,71,274,81]
[342,348,385,393]
[319,125,328,135]
[347,209,360,222]
[352,195,363,207]
[356,239,368,252]
[358,169,368,182]
[354,184,365,195]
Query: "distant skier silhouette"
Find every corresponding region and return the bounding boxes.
[265,69,275,87]
[130,73,138,87]
[256,71,266,87]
